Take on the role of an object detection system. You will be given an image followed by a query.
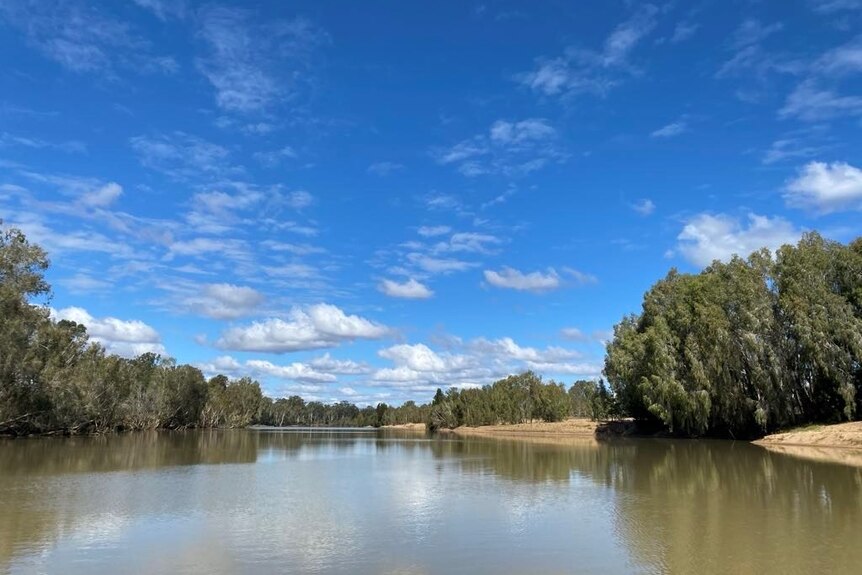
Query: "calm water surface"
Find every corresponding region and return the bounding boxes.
[0,429,860,574]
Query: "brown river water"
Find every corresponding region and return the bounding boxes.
[0,428,860,574]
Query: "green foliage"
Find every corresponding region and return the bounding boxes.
[0,225,428,435]
[426,371,595,430]
[605,232,862,437]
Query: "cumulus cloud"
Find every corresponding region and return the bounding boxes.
[51,306,166,357]
[180,283,265,319]
[676,213,801,267]
[784,161,862,213]
[484,267,561,292]
[379,278,434,299]
[309,353,371,375]
[245,359,335,383]
[216,304,390,352]
[371,337,601,390]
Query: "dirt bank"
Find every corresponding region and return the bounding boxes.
[753,421,862,449]
[444,418,600,438]
[382,422,427,431]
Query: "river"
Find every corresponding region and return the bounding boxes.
[0,429,859,574]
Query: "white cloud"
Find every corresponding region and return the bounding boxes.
[631,198,656,215]
[651,121,687,138]
[0,132,86,153]
[730,20,784,50]
[816,37,862,76]
[564,268,599,285]
[367,335,603,393]
[785,161,862,213]
[434,118,562,177]
[808,0,862,13]
[285,190,313,209]
[51,306,165,358]
[246,359,335,383]
[560,327,587,341]
[379,278,434,299]
[780,81,862,121]
[471,337,580,363]
[489,119,556,144]
[517,5,658,97]
[417,225,451,237]
[676,213,801,267]
[407,253,477,274]
[762,138,827,165]
[484,267,561,292]
[0,0,176,75]
[80,182,122,207]
[379,344,450,372]
[181,283,265,319]
[431,232,502,255]
[309,353,371,375]
[132,0,187,20]
[130,132,233,180]
[716,19,792,79]
[670,22,699,44]
[216,304,390,353]
[196,6,327,113]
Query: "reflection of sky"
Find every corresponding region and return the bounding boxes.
[3,431,862,574]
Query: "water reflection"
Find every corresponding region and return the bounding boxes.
[0,430,859,574]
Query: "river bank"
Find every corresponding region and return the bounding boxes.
[753,421,862,448]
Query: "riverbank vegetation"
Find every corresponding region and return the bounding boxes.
[426,373,615,430]
[0,226,428,436]
[3,225,860,440]
[605,233,862,438]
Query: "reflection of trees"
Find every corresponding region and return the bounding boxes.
[429,435,862,573]
[2,431,861,573]
[605,440,862,574]
[428,435,610,484]
[0,430,259,477]
[0,430,258,568]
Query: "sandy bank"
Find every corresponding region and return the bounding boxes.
[443,418,600,438]
[753,422,862,467]
[382,422,427,431]
[753,421,862,449]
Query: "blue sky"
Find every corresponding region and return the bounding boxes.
[2,0,861,405]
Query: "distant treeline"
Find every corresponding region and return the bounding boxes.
[605,233,862,438]
[426,373,615,430]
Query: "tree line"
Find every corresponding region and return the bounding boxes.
[605,232,862,438]
[0,226,428,435]
[427,372,617,430]
[7,224,859,439]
